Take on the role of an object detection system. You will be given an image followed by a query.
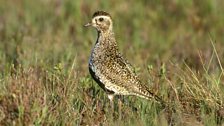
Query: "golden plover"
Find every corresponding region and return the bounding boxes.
[85,11,164,104]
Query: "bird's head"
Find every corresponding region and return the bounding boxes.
[84,11,113,32]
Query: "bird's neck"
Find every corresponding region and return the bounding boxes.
[96,30,118,50]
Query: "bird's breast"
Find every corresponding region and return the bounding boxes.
[88,46,101,73]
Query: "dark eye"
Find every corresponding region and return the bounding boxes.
[99,18,104,22]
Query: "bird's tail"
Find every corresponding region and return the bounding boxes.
[136,88,167,108]
[146,90,166,108]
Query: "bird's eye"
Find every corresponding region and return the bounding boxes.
[99,18,104,22]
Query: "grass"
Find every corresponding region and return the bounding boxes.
[0,0,224,125]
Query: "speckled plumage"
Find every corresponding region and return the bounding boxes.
[85,11,163,103]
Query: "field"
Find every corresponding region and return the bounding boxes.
[0,0,224,125]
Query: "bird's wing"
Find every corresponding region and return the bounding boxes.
[99,53,148,95]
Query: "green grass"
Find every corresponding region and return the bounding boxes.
[0,0,224,125]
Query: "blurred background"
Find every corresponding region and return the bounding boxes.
[0,0,224,125]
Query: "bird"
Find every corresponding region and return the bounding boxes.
[84,11,164,105]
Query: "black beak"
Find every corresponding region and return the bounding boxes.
[84,22,91,27]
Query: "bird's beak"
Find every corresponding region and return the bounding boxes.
[84,22,92,27]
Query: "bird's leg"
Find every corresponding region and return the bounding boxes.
[118,95,123,120]
[108,94,114,112]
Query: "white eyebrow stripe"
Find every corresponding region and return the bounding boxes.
[94,16,111,20]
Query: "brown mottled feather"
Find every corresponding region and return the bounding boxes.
[92,11,111,18]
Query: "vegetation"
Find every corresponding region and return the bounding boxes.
[0,0,224,125]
